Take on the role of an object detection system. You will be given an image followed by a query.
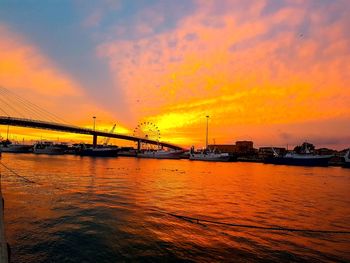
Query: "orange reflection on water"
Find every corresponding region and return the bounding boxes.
[2,154,350,261]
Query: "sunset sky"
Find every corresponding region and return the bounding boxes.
[0,0,349,149]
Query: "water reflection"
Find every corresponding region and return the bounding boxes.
[1,154,350,262]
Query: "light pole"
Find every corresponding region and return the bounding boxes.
[206,115,209,149]
[93,116,96,131]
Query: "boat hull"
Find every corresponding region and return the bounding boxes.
[137,150,183,159]
[34,148,66,155]
[342,162,350,168]
[33,142,68,155]
[1,145,32,153]
[189,153,230,162]
[264,156,332,167]
[342,149,350,168]
[79,148,119,157]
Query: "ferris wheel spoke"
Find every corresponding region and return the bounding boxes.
[132,121,160,150]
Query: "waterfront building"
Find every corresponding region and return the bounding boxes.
[208,140,256,156]
[235,141,254,154]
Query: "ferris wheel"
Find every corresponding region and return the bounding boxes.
[133,122,161,149]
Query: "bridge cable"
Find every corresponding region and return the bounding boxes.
[0,96,25,119]
[12,89,70,124]
[9,90,67,123]
[0,89,44,121]
[0,88,49,121]
[0,88,45,120]
[0,88,54,122]
[0,87,70,124]
[0,106,9,117]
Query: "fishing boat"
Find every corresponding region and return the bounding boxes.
[189,116,230,162]
[264,142,333,167]
[342,149,350,168]
[137,149,184,159]
[33,142,68,155]
[0,125,33,153]
[79,145,119,157]
[0,140,33,153]
[118,147,137,157]
[189,148,230,162]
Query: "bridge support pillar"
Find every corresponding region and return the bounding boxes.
[137,140,141,152]
[93,134,97,148]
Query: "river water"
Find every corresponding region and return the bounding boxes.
[1,153,349,262]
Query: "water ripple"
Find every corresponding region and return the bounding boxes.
[1,154,349,262]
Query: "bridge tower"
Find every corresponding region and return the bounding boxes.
[93,134,97,148]
[137,140,141,152]
[92,116,97,148]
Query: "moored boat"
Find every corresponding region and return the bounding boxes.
[137,149,184,159]
[342,149,350,168]
[79,145,119,157]
[264,142,333,167]
[33,142,68,155]
[189,151,230,162]
[189,116,230,162]
[0,140,33,153]
[264,153,333,166]
[118,147,137,157]
[189,147,230,162]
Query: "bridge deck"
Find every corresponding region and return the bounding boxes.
[0,116,183,150]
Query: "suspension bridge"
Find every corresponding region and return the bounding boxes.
[0,87,183,150]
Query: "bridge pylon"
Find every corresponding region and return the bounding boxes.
[137,140,141,152]
[93,134,97,148]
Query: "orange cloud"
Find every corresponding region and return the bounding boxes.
[98,0,350,148]
[0,25,132,143]
[0,25,82,97]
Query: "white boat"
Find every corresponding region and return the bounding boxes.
[188,116,230,162]
[343,149,350,168]
[189,115,230,162]
[33,142,68,155]
[189,150,230,162]
[264,142,333,166]
[137,149,184,159]
[0,140,33,153]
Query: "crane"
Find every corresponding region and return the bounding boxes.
[103,124,116,146]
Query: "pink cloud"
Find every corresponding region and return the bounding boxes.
[97,0,350,148]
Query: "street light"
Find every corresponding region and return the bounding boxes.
[93,116,96,131]
[206,115,209,149]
